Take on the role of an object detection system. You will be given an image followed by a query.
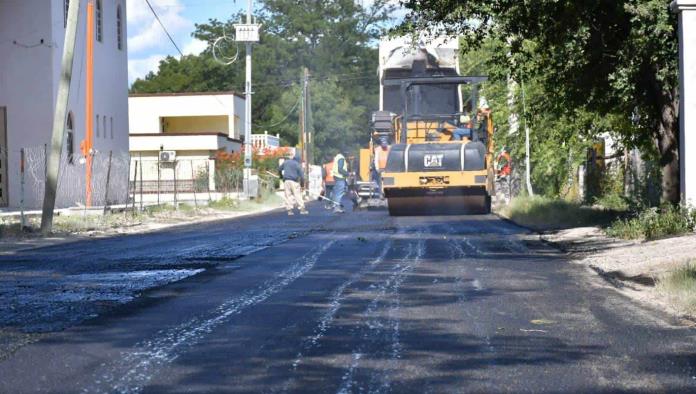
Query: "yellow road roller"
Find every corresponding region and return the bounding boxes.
[381,76,495,216]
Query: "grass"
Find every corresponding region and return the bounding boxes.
[657,263,696,315]
[605,205,696,240]
[499,195,621,231]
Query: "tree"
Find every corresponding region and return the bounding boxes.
[131,0,394,162]
[397,0,680,203]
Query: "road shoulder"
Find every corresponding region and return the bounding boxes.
[524,223,696,325]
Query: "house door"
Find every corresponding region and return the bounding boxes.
[0,108,7,207]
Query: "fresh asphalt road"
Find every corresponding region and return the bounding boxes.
[1,205,696,393]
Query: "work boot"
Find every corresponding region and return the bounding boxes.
[287,211,294,216]
[300,209,309,215]
[333,207,345,214]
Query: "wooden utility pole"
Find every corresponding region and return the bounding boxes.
[305,67,313,170]
[41,0,81,233]
[301,67,310,189]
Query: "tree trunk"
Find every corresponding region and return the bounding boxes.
[655,97,680,204]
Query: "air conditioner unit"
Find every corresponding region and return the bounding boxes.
[159,150,176,162]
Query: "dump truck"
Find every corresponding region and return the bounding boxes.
[372,36,495,216]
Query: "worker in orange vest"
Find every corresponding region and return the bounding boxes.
[322,161,336,209]
[372,139,390,196]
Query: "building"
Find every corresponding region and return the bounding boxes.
[251,131,281,154]
[0,0,129,209]
[128,92,244,197]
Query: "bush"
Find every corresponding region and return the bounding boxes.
[208,197,241,210]
[606,205,696,240]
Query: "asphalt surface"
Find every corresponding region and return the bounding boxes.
[1,204,696,393]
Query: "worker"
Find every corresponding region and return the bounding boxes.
[322,161,335,210]
[451,115,473,141]
[372,139,390,194]
[496,148,512,177]
[331,150,350,213]
[279,152,308,216]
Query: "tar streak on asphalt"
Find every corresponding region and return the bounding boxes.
[87,239,337,394]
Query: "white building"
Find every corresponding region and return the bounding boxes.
[128,92,244,195]
[0,0,129,209]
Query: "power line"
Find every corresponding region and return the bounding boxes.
[253,91,303,129]
[144,0,184,58]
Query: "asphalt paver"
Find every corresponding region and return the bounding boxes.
[1,205,695,393]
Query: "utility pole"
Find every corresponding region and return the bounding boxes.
[301,67,310,189]
[84,0,95,207]
[41,0,81,233]
[305,67,313,173]
[235,0,260,198]
[520,80,534,197]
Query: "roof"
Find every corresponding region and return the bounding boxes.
[129,91,244,99]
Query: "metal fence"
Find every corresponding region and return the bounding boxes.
[2,145,130,210]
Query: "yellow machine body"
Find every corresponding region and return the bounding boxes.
[382,111,495,216]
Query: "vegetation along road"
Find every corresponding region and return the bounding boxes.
[0,205,695,392]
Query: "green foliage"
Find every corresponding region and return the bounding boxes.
[459,37,599,198]
[208,197,241,210]
[131,0,394,162]
[398,0,680,203]
[500,196,619,231]
[606,205,696,240]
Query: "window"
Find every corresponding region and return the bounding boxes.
[103,116,107,139]
[110,117,114,139]
[96,115,100,138]
[66,112,74,164]
[96,0,103,43]
[116,5,123,50]
[64,0,70,28]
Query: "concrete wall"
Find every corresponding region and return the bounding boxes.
[0,0,129,209]
[129,94,244,140]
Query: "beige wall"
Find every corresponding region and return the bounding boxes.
[129,94,245,139]
[162,116,229,134]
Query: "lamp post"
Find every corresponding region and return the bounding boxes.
[672,0,696,204]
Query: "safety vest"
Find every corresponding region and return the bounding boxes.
[496,151,512,176]
[323,162,335,183]
[332,154,347,179]
[374,146,390,171]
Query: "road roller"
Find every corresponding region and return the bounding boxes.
[381,75,495,216]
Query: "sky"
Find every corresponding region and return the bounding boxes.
[126,0,406,85]
[127,0,245,84]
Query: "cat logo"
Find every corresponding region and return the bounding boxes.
[423,154,444,168]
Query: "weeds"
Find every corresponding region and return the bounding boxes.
[1,194,283,239]
[499,195,620,231]
[606,205,696,240]
[657,263,696,315]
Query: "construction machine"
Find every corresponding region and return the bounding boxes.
[356,36,495,215]
[372,37,495,216]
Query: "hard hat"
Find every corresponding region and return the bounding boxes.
[460,115,471,124]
